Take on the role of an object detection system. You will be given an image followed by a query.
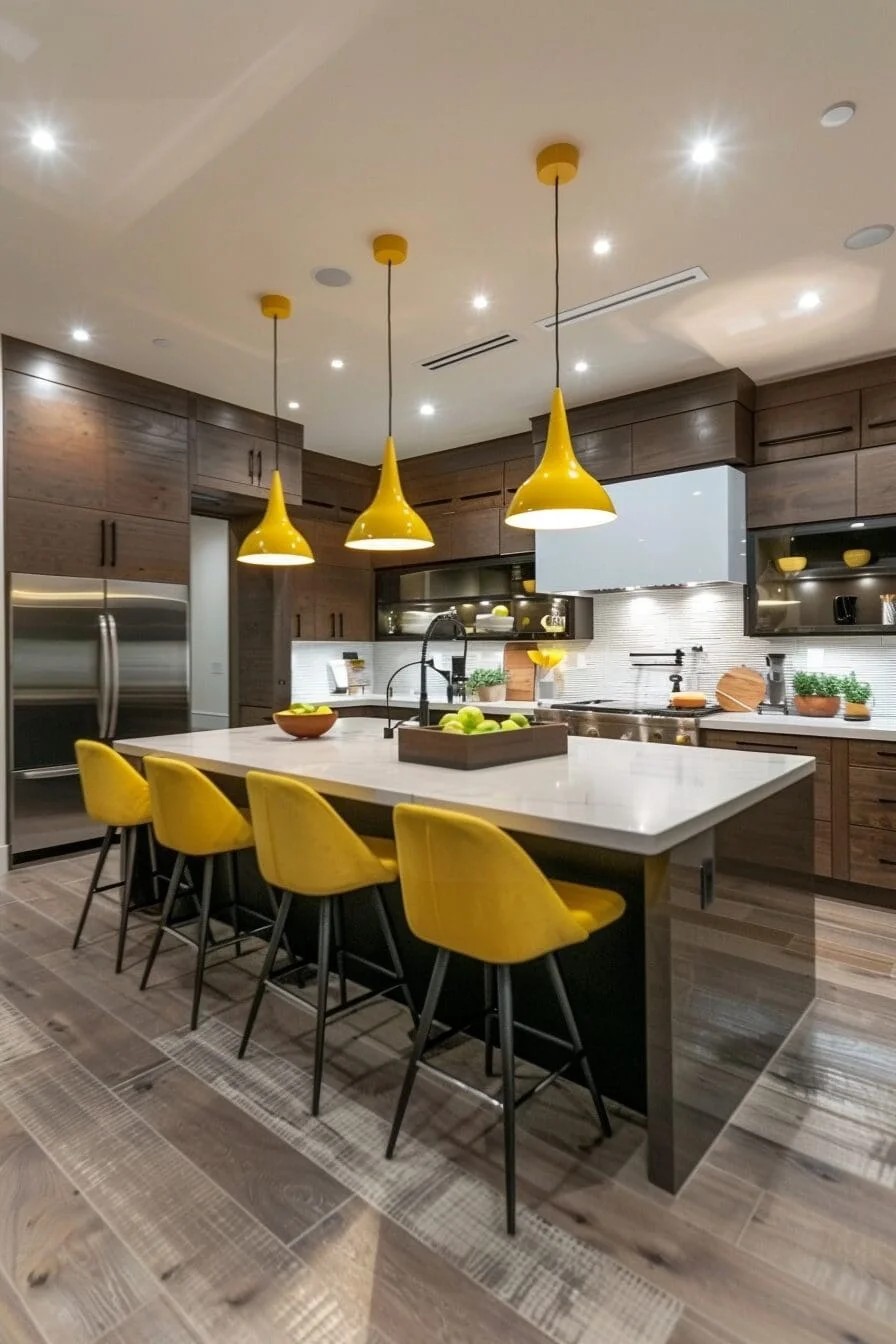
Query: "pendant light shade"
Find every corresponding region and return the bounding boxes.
[505,143,616,532]
[238,294,315,567]
[344,235,434,553]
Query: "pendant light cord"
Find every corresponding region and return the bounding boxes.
[272,314,280,471]
[554,174,560,388]
[387,259,393,437]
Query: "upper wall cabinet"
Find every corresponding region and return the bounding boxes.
[192,395,301,502]
[754,392,860,464]
[861,382,896,448]
[632,403,752,475]
[747,453,857,528]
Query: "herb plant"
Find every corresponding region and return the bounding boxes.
[840,671,872,704]
[792,671,842,697]
[466,667,510,689]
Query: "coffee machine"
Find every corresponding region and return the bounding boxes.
[759,652,788,714]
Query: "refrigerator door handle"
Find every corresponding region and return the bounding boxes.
[98,613,112,738]
[106,612,121,739]
[19,765,81,781]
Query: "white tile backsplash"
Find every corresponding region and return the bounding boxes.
[291,585,896,711]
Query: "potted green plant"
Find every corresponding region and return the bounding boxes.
[840,670,872,721]
[466,668,510,703]
[792,671,842,718]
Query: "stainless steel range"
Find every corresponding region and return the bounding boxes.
[537,701,723,746]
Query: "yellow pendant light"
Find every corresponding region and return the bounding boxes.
[505,143,617,532]
[345,235,433,552]
[238,294,314,567]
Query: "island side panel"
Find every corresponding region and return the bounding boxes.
[645,774,815,1191]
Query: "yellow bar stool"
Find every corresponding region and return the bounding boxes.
[240,770,418,1116]
[387,803,626,1236]
[73,740,160,973]
[139,755,264,1030]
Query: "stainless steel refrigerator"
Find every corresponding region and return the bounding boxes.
[9,574,189,859]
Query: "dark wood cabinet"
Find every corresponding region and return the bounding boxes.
[4,372,106,509]
[5,500,189,582]
[105,401,189,521]
[754,391,860,464]
[746,453,856,527]
[195,422,259,493]
[861,382,896,448]
[108,515,190,583]
[253,438,302,499]
[449,507,500,559]
[193,397,302,503]
[856,444,896,517]
[289,519,374,641]
[632,402,751,475]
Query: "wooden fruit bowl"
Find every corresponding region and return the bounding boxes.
[273,710,338,739]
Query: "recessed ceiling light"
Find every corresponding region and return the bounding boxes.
[287,400,300,410]
[313,267,352,287]
[820,101,855,129]
[472,294,489,310]
[690,138,717,166]
[152,336,171,348]
[30,128,57,153]
[592,237,612,256]
[71,327,90,342]
[419,402,435,416]
[797,290,821,311]
[844,223,894,250]
[573,360,589,373]
[330,358,344,369]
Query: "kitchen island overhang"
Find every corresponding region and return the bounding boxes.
[116,718,815,1193]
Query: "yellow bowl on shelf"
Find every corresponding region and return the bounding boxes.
[842,548,871,568]
[776,556,807,574]
[521,579,536,594]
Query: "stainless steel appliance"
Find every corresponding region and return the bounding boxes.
[9,574,189,858]
[537,701,723,746]
[761,652,788,713]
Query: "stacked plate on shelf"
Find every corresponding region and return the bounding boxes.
[398,610,433,635]
[475,613,515,635]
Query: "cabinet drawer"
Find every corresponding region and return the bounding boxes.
[849,825,896,889]
[746,453,856,527]
[848,740,896,770]
[861,381,896,448]
[701,730,831,761]
[754,391,860,464]
[849,766,896,830]
[855,444,896,518]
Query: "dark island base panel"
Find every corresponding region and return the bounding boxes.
[127,772,815,1195]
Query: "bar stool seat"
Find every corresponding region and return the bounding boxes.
[139,756,274,1030]
[73,740,162,973]
[239,770,416,1116]
[386,802,626,1235]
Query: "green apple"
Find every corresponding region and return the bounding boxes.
[474,720,501,733]
[491,604,510,618]
[442,723,465,734]
[457,706,484,732]
[440,717,463,732]
[438,712,459,726]
[500,719,521,731]
[313,705,333,715]
[509,712,530,728]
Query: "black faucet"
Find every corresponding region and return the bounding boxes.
[417,609,468,727]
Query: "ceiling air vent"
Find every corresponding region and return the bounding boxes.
[537,266,708,330]
[421,333,518,371]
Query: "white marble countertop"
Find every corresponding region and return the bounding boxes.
[116,718,812,857]
[700,712,896,742]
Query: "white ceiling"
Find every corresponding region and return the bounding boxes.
[1,0,895,461]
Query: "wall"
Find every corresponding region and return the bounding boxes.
[292,585,896,712]
[190,516,230,729]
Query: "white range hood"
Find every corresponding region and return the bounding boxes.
[535,465,746,593]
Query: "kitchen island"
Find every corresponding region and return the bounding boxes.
[117,717,815,1193]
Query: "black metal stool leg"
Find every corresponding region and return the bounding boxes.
[484,963,497,1077]
[146,825,162,905]
[546,952,612,1138]
[311,898,334,1116]
[385,948,450,1159]
[140,852,186,990]
[72,826,115,950]
[224,851,242,957]
[497,963,517,1235]
[191,856,214,1031]
[331,894,348,1007]
[372,886,418,1026]
[238,887,293,1059]
[114,826,138,974]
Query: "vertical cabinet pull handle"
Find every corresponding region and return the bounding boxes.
[248,449,254,483]
[296,614,302,638]
[100,519,106,566]
[329,612,336,639]
[110,520,117,567]
[255,449,263,484]
[339,612,344,638]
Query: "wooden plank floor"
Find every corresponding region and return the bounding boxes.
[0,855,893,1343]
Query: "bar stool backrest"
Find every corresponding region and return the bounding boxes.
[75,739,151,828]
[393,803,589,964]
[143,755,252,856]
[246,770,390,896]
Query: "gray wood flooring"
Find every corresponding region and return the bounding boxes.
[0,854,893,1343]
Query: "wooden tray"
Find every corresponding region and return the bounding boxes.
[397,722,568,770]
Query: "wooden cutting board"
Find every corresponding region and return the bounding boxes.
[715,666,766,713]
[503,642,538,700]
